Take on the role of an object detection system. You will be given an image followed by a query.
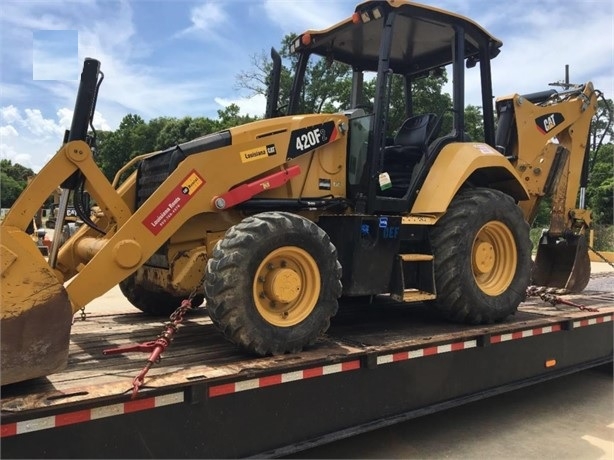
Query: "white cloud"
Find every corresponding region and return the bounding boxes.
[418,1,614,108]
[0,126,19,138]
[22,109,65,137]
[0,105,112,171]
[0,142,32,167]
[1,106,21,124]
[175,1,228,38]
[263,0,354,33]
[214,94,266,117]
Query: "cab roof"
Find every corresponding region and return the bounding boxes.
[294,0,502,75]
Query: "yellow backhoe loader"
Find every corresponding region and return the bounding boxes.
[1,0,602,386]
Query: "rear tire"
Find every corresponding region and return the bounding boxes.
[430,188,531,324]
[205,211,342,355]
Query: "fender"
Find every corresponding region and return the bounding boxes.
[410,142,529,215]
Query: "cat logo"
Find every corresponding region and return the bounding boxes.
[535,113,564,134]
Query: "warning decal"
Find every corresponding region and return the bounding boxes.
[143,170,205,235]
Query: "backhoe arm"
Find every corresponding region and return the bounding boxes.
[495,82,599,292]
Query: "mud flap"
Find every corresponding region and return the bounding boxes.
[532,233,591,292]
[1,226,73,386]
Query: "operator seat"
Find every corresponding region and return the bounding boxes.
[381,113,439,197]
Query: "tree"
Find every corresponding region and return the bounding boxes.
[0,160,35,208]
[216,104,258,130]
[0,171,23,208]
[236,33,354,116]
[586,143,613,225]
[589,98,613,157]
[464,105,485,141]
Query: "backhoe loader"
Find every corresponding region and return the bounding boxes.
[0,0,601,386]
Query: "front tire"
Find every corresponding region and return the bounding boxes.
[430,188,531,324]
[119,272,204,316]
[205,212,342,355]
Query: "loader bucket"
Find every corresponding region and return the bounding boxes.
[1,225,73,386]
[532,233,591,293]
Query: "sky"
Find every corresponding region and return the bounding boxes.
[1,0,612,173]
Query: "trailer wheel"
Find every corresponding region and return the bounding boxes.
[205,211,341,355]
[119,274,204,316]
[430,188,531,324]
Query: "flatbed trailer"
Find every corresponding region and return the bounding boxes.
[1,279,612,459]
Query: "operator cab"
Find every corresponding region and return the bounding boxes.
[277,0,502,214]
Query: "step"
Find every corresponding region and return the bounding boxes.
[391,289,437,303]
[399,253,434,262]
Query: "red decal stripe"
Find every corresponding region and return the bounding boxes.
[209,382,236,397]
[0,423,17,438]
[55,409,91,427]
[393,351,408,362]
[342,360,361,371]
[303,367,324,379]
[423,346,437,356]
[260,374,282,388]
[124,397,155,413]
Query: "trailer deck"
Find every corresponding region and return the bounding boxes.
[1,280,612,458]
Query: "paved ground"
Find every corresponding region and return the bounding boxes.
[288,365,613,459]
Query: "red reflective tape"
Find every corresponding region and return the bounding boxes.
[209,382,236,397]
[552,324,562,331]
[124,397,155,413]
[260,374,282,388]
[423,346,437,356]
[55,409,91,427]
[451,342,466,351]
[0,423,17,438]
[393,351,408,362]
[532,327,544,335]
[490,335,502,344]
[303,367,324,379]
[512,331,524,340]
[342,360,361,371]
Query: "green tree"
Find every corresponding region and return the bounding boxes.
[589,98,613,156]
[0,171,24,208]
[236,33,354,116]
[216,104,258,129]
[0,159,35,207]
[464,105,485,141]
[96,114,148,180]
[0,159,35,182]
[586,143,613,225]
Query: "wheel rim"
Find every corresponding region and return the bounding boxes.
[471,221,517,295]
[253,246,320,327]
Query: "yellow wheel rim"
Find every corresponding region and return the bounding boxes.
[253,246,320,327]
[472,221,516,295]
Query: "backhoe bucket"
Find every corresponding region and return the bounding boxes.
[1,225,73,386]
[532,233,591,293]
